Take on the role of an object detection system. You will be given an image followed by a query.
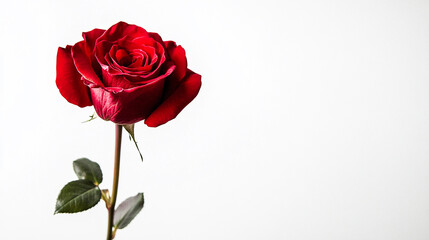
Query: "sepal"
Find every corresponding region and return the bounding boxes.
[123,124,143,161]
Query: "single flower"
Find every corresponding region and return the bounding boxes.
[56,21,201,126]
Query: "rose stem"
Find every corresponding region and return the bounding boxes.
[107,124,123,240]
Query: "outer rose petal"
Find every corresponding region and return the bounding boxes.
[96,21,149,44]
[165,41,187,81]
[148,32,165,48]
[56,46,92,107]
[145,70,201,127]
[82,28,105,50]
[90,75,169,125]
[82,28,105,78]
[72,41,104,87]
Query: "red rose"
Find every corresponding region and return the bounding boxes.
[56,21,201,126]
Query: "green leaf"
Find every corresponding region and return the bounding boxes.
[73,158,103,185]
[113,193,144,229]
[123,124,143,161]
[55,180,101,214]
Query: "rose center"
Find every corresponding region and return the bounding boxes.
[125,51,144,68]
[115,49,132,66]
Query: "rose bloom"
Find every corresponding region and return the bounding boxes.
[56,22,201,126]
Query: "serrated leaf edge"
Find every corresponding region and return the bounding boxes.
[54,183,101,214]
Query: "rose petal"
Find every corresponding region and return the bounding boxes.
[96,21,149,45]
[165,41,187,81]
[102,67,136,89]
[145,70,201,127]
[72,41,104,87]
[94,40,114,67]
[56,46,92,107]
[148,32,165,47]
[128,52,145,68]
[104,60,175,89]
[115,49,132,66]
[108,51,152,75]
[118,37,161,67]
[113,45,156,71]
[129,62,175,85]
[90,77,166,125]
[100,36,167,81]
[82,28,105,50]
[82,29,106,77]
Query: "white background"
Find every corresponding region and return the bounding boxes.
[1,0,429,239]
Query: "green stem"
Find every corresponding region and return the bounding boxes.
[106,125,123,240]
